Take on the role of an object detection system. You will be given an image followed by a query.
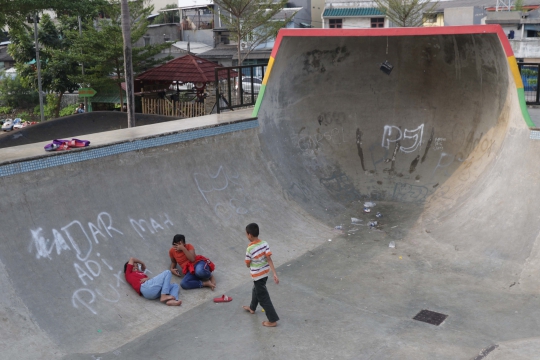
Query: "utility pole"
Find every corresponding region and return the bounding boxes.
[120,0,136,127]
[78,16,88,113]
[33,13,44,123]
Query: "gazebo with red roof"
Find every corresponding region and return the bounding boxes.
[135,54,236,101]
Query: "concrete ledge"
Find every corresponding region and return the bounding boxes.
[0,109,257,177]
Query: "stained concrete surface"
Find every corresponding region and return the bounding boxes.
[2,28,540,360]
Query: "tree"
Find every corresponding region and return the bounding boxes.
[0,70,40,109]
[70,0,173,109]
[373,0,439,27]
[0,0,107,29]
[8,14,81,118]
[212,0,293,65]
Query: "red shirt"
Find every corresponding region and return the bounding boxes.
[125,264,148,295]
[169,244,195,268]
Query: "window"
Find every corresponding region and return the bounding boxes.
[144,36,150,46]
[425,14,437,23]
[371,18,384,28]
[329,19,342,28]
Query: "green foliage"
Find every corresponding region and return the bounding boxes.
[9,13,80,118]
[0,72,40,108]
[373,0,439,27]
[69,0,173,104]
[32,93,57,120]
[0,0,108,29]
[17,111,30,121]
[521,68,537,76]
[59,104,78,117]
[212,0,292,65]
[43,93,57,119]
[0,106,12,114]
[514,0,524,11]
[153,4,181,24]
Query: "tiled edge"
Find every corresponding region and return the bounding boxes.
[0,119,259,178]
[530,130,540,140]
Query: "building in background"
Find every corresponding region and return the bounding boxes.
[322,6,387,28]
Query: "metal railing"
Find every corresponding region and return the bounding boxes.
[518,63,540,104]
[214,64,267,114]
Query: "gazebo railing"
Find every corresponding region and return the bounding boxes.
[214,64,267,114]
[142,98,206,118]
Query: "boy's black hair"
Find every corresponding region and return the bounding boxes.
[124,261,128,274]
[172,234,185,245]
[246,223,259,237]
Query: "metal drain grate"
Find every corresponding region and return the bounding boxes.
[413,310,448,326]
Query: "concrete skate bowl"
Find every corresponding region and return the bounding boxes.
[0,112,180,149]
[1,25,540,359]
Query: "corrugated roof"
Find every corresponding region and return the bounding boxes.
[323,8,384,17]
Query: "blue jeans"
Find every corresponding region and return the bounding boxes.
[140,270,179,301]
[181,260,212,290]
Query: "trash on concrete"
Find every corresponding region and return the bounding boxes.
[368,221,378,227]
[375,212,383,218]
[351,217,362,224]
[334,225,343,230]
[364,202,376,208]
[389,241,396,248]
[363,207,371,213]
[391,225,398,229]
[328,239,332,242]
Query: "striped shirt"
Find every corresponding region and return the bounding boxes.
[245,239,272,281]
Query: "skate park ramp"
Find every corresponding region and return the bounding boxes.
[2,25,540,359]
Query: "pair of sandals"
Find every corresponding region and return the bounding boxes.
[44,138,90,152]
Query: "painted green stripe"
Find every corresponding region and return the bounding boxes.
[252,84,266,117]
[517,88,535,128]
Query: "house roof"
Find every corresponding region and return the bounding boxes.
[171,41,213,54]
[198,45,271,61]
[136,54,230,83]
[433,0,540,11]
[323,8,384,17]
[0,47,14,62]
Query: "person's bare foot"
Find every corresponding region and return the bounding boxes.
[242,306,255,314]
[160,294,175,302]
[262,321,277,327]
[166,299,182,306]
[210,275,216,286]
[202,280,215,290]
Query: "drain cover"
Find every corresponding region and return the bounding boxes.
[413,310,448,326]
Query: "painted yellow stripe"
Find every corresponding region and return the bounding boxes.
[262,57,275,86]
[508,56,524,89]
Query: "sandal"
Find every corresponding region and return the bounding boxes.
[213,294,232,303]
[68,138,90,148]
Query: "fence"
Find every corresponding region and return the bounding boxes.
[214,64,267,113]
[518,63,540,105]
[142,98,206,118]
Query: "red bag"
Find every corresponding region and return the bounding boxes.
[182,255,215,275]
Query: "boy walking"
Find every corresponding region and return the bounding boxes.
[242,223,280,327]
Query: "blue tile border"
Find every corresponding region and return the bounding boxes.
[530,130,540,140]
[0,120,259,178]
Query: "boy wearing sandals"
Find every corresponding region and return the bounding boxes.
[242,223,280,327]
